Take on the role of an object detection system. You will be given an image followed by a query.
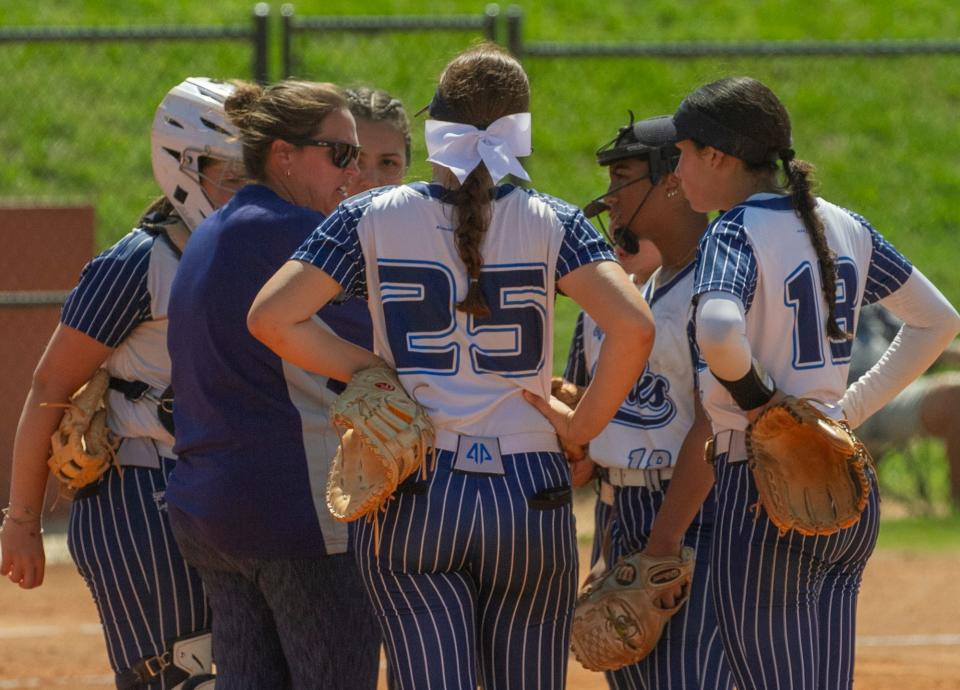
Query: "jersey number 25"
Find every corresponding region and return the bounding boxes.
[379,260,547,377]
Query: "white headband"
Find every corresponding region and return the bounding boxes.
[425,113,532,185]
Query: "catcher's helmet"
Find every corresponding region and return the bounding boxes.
[595,113,679,184]
[151,77,243,230]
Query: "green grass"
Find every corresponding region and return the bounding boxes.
[876,513,960,550]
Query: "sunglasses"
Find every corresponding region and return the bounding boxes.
[295,139,362,168]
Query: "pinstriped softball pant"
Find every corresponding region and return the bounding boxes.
[355,449,578,690]
[591,483,733,690]
[710,454,881,690]
[68,458,209,689]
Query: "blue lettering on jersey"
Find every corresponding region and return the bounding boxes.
[627,448,673,470]
[610,364,678,429]
[380,260,459,375]
[380,259,547,377]
[784,257,859,369]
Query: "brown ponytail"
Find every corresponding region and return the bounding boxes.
[454,166,493,318]
[432,43,530,320]
[781,154,847,341]
[225,79,347,181]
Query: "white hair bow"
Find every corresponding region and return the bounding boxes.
[425,113,532,184]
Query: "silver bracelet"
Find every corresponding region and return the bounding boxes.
[1,505,42,526]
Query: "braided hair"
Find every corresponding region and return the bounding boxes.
[433,43,530,319]
[680,77,846,340]
[345,86,411,166]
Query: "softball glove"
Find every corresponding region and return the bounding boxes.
[551,376,585,408]
[326,365,434,525]
[571,546,695,672]
[46,369,120,491]
[746,396,873,537]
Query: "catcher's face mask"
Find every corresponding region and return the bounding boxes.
[586,112,679,252]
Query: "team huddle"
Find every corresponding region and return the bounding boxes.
[2,42,959,690]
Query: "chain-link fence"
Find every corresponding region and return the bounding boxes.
[0,7,270,519]
[0,7,268,247]
[4,4,959,279]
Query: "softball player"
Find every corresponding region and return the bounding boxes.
[672,76,960,690]
[248,43,655,690]
[345,86,411,196]
[0,78,246,689]
[564,115,732,690]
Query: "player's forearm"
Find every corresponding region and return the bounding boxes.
[843,270,960,427]
[7,384,67,518]
[253,317,382,382]
[569,320,653,445]
[645,407,714,556]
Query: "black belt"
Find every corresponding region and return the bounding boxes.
[109,377,154,402]
[108,377,175,436]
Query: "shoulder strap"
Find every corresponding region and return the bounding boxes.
[141,213,189,258]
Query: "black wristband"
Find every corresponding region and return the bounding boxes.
[713,359,776,411]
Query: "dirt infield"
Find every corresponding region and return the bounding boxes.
[1,543,958,690]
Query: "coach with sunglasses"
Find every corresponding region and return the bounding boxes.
[165,79,380,689]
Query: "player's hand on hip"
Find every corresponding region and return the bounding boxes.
[0,523,46,589]
[561,432,588,465]
[523,389,577,443]
[569,455,597,488]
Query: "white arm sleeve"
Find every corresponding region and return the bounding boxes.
[841,269,960,428]
[695,291,753,381]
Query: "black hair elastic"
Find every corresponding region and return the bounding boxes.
[779,148,796,174]
[414,89,461,123]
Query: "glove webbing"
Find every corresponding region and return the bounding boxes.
[41,403,122,507]
[746,400,876,536]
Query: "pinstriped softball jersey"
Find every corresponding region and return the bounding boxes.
[692,192,912,690]
[564,265,732,690]
[61,225,208,687]
[694,194,912,434]
[294,182,612,436]
[295,181,615,689]
[572,266,698,471]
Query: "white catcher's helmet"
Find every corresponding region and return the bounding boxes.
[151,77,243,230]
